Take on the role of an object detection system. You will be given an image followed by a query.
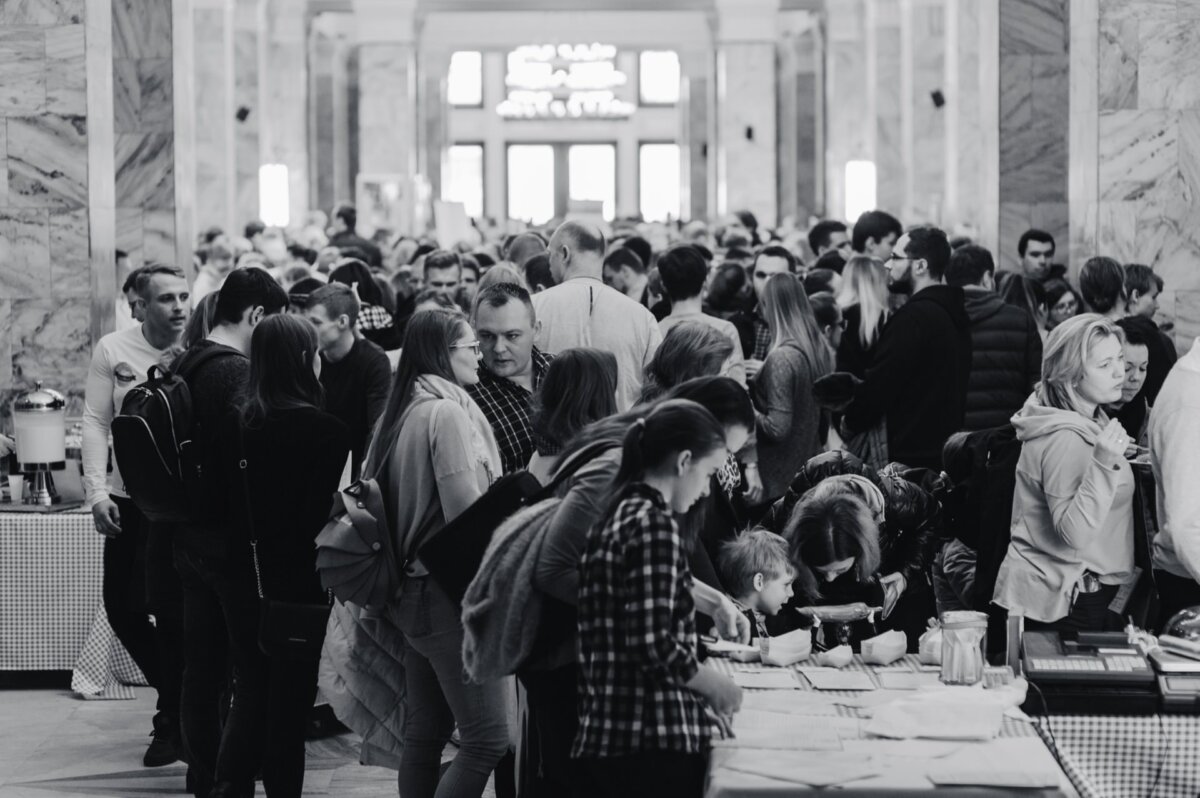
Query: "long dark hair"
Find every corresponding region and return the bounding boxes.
[602,399,727,521]
[559,375,753,463]
[330,258,384,307]
[531,348,619,452]
[240,314,324,427]
[362,308,468,476]
[785,491,881,600]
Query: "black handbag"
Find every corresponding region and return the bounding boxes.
[418,441,615,604]
[236,425,331,661]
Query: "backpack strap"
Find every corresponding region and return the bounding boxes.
[540,440,618,497]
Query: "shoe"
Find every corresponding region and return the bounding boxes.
[143,712,181,768]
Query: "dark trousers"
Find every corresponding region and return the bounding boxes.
[519,664,578,798]
[104,496,183,720]
[571,751,708,798]
[1025,584,1123,635]
[1155,569,1200,633]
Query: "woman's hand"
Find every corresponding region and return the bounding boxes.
[1094,419,1129,469]
[688,664,743,717]
[879,572,907,619]
[742,463,764,505]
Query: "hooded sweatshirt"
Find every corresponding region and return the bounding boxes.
[961,286,1042,431]
[992,396,1134,622]
[843,284,972,470]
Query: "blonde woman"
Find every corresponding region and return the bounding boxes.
[752,274,834,504]
[835,255,889,378]
[993,314,1135,633]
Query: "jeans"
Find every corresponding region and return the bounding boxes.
[571,751,708,798]
[518,664,578,798]
[1154,569,1200,633]
[389,576,509,798]
[105,496,183,722]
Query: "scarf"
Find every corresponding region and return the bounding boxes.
[411,374,502,484]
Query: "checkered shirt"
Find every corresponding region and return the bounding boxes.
[751,310,772,361]
[357,302,393,331]
[466,348,552,475]
[573,483,709,759]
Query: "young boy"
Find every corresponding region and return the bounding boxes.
[718,528,797,646]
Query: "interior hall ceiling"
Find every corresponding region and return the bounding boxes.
[305,0,822,15]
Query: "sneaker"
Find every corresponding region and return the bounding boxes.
[143,712,181,768]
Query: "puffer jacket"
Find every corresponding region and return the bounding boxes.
[318,600,408,769]
[962,286,1042,431]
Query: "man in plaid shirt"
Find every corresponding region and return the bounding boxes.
[731,246,799,378]
[467,282,553,474]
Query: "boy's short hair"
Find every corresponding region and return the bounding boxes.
[718,527,794,598]
[308,282,360,327]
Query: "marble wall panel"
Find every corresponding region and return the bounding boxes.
[45,24,85,115]
[7,113,87,208]
[1173,290,1200,352]
[1097,110,1177,201]
[9,297,91,411]
[142,208,174,264]
[910,1,944,223]
[999,0,1068,55]
[0,0,83,25]
[874,6,904,215]
[1138,18,1200,111]
[115,207,143,265]
[0,208,51,298]
[0,30,48,114]
[720,42,778,224]
[48,207,88,297]
[952,0,982,230]
[357,42,413,177]
[0,120,7,209]
[1098,0,1137,111]
[234,26,260,225]
[114,131,174,209]
[0,300,11,392]
[112,0,170,59]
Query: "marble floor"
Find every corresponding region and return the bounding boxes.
[0,687,494,798]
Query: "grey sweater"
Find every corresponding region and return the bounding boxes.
[752,343,823,502]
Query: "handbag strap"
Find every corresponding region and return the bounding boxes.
[234,421,266,601]
[540,440,617,498]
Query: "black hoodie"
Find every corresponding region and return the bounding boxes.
[843,284,972,470]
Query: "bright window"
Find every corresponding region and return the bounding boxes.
[258,164,289,227]
[639,143,680,223]
[639,51,680,105]
[447,51,483,106]
[442,145,484,219]
[568,144,615,221]
[844,160,877,223]
[507,145,555,224]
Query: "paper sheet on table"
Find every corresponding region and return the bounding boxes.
[741,691,840,716]
[720,751,886,787]
[926,738,1061,788]
[733,670,801,689]
[865,696,1004,740]
[843,739,962,759]
[803,670,876,690]
[717,725,844,751]
[833,689,911,708]
[878,671,943,690]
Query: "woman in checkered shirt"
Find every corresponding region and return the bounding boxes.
[572,400,744,798]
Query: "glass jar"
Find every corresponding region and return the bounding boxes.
[940,611,989,686]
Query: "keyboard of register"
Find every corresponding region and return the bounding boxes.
[1028,656,1148,673]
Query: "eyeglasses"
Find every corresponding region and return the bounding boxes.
[450,341,481,354]
[887,252,909,262]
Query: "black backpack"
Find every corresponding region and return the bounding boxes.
[112,346,238,523]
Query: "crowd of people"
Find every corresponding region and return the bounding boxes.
[83,201,1199,798]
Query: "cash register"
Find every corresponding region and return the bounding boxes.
[1020,630,1158,715]
[1150,635,1200,714]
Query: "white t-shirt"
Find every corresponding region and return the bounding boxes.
[659,311,748,387]
[532,277,662,410]
[82,325,171,507]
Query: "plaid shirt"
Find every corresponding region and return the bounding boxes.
[357,302,393,331]
[573,483,709,759]
[466,348,552,475]
[751,309,772,361]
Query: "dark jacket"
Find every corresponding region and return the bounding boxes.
[319,337,392,480]
[961,286,1042,431]
[843,284,972,470]
[230,407,350,602]
[328,231,384,268]
[836,303,887,379]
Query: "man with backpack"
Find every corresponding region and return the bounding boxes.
[83,263,191,767]
[169,268,287,797]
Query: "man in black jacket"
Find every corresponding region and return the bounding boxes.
[946,245,1042,431]
[842,226,972,470]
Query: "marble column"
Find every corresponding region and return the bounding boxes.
[776,11,823,226]
[308,25,337,214]
[262,0,308,226]
[193,0,235,235]
[714,0,779,226]
[942,0,985,237]
[1070,0,1200,351]
[233,0,263,226]
[0,0,192,422]
[353,0,418,236]
[824,0,869,223]
[868,0,905,216]
[903,0,945,224]
[678,48,711,223]
[418,49,452,210]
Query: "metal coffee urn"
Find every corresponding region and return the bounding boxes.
[12,382,67,505]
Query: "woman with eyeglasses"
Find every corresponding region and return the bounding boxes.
[359,308,509,798]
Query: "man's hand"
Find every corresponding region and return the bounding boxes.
[880,572,907,619]
[0,434,14,458]
[92,500,122,537]
[742,464,764,505]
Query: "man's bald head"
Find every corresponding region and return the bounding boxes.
[548,221,607,283]
[504,232,547,268]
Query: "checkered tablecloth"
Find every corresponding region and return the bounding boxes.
[0,510,145,696]
[1033,715,1200,798]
